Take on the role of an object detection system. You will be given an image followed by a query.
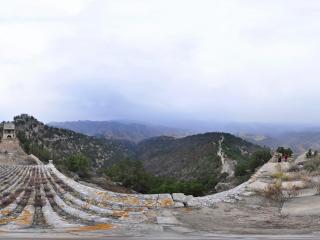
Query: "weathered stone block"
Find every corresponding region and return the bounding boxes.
[172,193,189,203]
[157,194,174,207]
[281,181,307,190]
[173,202,185,208]
[186,198,202,207]
[156,216,179,225]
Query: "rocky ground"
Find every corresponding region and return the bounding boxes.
[162,152,320,235]
[175,196,320,235]
[0,140,39,165]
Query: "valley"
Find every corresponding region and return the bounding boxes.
[1,115,320,239]
[14,115,269,196]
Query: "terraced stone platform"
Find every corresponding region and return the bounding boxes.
[0,163,181,230]
[0,160,251,235]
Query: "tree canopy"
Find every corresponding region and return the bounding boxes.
[276,147,293,157]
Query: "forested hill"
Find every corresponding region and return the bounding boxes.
[14,114,134,169]
[136,132,264,180]
[108,132,271,195]
[13,114,271,195]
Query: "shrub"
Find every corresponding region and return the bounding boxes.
[276,147,293,157]
[249,149,272,169]
[271,172,291,181]
[66,154,91,178]
[16,131,31,153]
[303,157,320,172]
[235,160,249,176]
[306,149,318,159]
[29,143,51,163]
[17,131,52,163]
[105,159,213,196]
[235,149,272,177]
[306,149,312,158]
[264,180,284,201]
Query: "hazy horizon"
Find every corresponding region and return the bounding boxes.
[1,1,320,127]
[26,114,320,136]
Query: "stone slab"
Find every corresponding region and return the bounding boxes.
[156,216,180,225]
[172,193,189,203]
[281,196,320,216]
[281,180,307,190]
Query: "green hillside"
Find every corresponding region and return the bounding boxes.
[13,114,271,195]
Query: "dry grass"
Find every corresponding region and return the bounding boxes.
[316,183,320,195]
[271,172,291,181]
[263,180,285,201]
[303,156,320,172]
[308,178,320,195]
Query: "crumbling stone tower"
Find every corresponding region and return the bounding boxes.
[2,122,16,140]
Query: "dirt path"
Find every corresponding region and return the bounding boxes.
[217,136,235,177]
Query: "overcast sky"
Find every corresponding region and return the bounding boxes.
[0,0,319,126]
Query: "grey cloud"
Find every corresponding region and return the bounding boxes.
[0,0,319,127]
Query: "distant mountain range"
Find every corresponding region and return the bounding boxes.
[200,122,320,154]
[48,120,320,155]
[239,131,320,154]
[49,121,190,143]
[48,119,320,155]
